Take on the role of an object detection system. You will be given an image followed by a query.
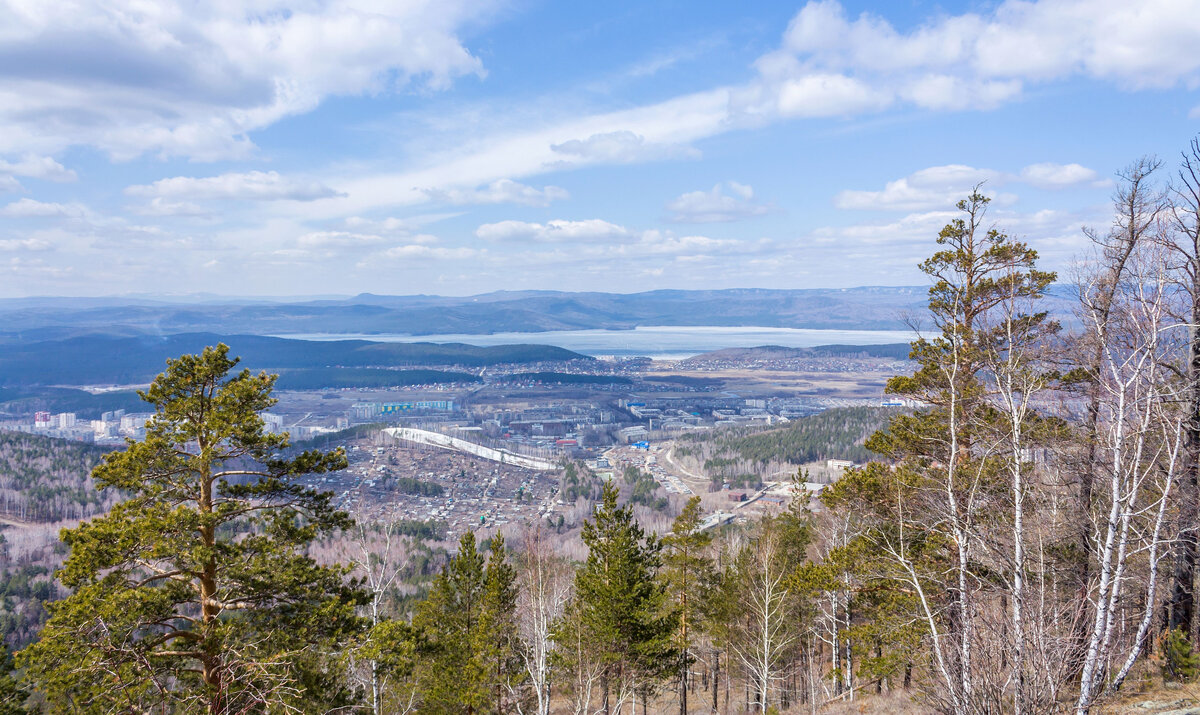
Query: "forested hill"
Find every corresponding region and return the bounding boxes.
[0,431,115,522]
[673,406,898,485]
[0,333,589,387]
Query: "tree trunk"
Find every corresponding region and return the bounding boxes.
[1168,303,1200,639]
[680,648,688,715]
[199,452,222,715]
[712,649,719,713]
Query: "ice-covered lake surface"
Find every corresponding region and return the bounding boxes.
[281,325,915,360]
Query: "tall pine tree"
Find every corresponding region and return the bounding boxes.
[573,481,678,713]
[415,531,519,714]
[19,344,363,714]
[663,496,714,714]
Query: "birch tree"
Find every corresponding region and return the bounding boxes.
[729,519,796,711]
[512,525,572,715]
[347,520,411,715]
[1162,138,1200,642]
[824,189,1055,714]
[1074,229,1187,714]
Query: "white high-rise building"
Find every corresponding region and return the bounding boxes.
[261,412,285,434]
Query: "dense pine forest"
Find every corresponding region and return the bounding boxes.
[5,142,1200,714]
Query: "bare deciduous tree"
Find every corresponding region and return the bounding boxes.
[510,525,573,715]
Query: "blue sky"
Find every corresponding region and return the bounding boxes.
[1,0,1198,297]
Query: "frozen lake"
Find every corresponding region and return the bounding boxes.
[281,325,914,360]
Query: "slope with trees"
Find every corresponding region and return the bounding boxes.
[7,142,1200,713]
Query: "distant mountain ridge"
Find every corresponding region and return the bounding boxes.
[0,287,937,337]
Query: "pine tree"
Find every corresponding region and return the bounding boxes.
[663,495,715,714]
[417,531,488,713]
[18,344,363,714]
[480,535,521,713]
[573,481,678,713]
[0,648,26,715]
[416,531,520,714]
[824,190,1056,712]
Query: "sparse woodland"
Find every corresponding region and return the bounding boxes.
[6,141,1200,714]
[0,433,114,523]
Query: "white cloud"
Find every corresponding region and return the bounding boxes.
[780,0,1200,90]
[420,179,569,207]
[808,205,1097,276]
[297,231,386,249]
[836,161,1107,212]
[771,72,891,118]
[1019,162,1102,189]
[550,131,699,164]
[126,171,343,202]
[0,1,494,160]
[0,154,76,192]
[835,165,1005,211]
[0,198,88,217]
[635,231,741,255]
[667,182,770,223]
[381,245,477,260]
[733,0,1200,122]
[130,197,210,217]
[0,237,52,251]
[1,256,72,278]
[304,0,1199,222]
[343,215,457,235]
[475,219,631,243]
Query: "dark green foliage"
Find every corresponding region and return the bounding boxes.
[561,461,602,504]
[18,344,365,714]
[663,496,715,713]
[0,565,56,649]
[392,477,445,497]
[292,422,388,448]
[568,481,678,700]
[1164,628,1200,681]
[0,388,145,419]
[393,519,450,540]
[623,466,669,511]
[413,532,520,713]
[820,191,1057,703]
[0,648,25,715]
[678,407,897,480]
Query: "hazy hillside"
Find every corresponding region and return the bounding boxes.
[0,333,589,387]
[0,287,938,335]
[681,343,913,363]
